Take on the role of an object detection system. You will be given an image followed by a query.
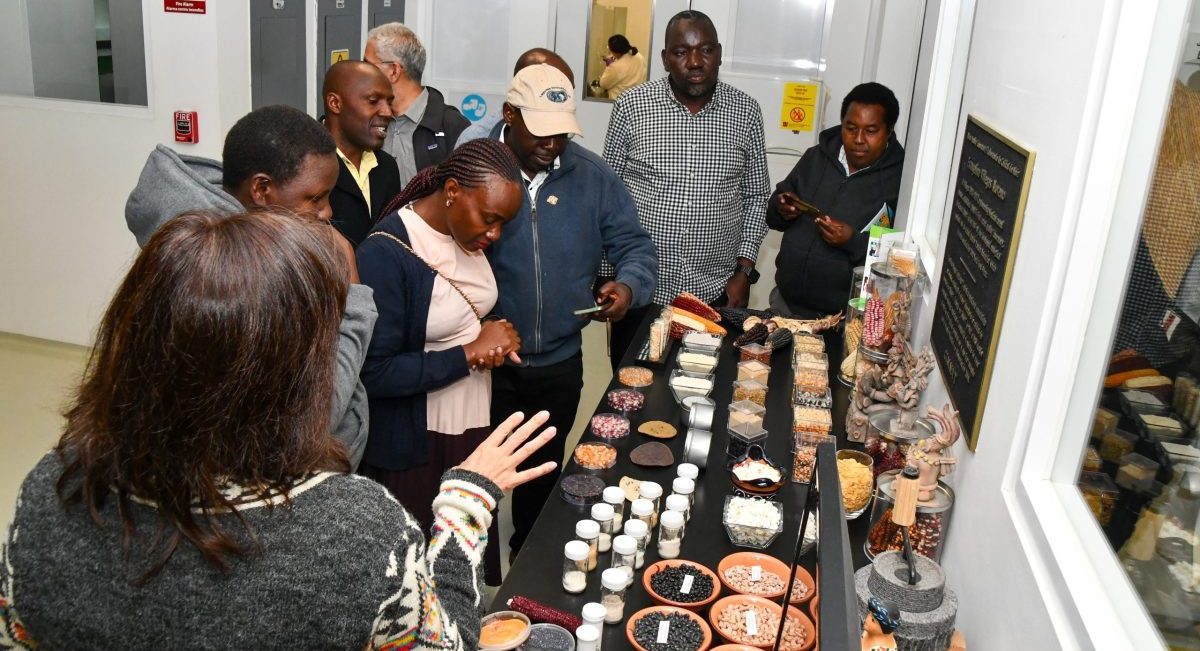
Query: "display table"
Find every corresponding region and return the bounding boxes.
[491,310,870,647]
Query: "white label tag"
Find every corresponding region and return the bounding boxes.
[1163,310,1181,341]
[657,621,670,643]
[746,610,759,636]
[680,574,695,594]
[751,565,762,582]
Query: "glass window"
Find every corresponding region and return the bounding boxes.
[0,0,147,106]
[428,0,511,89]
[725,0,829,77]
[1075,41,1200,645]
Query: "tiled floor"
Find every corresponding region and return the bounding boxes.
[0,323,612,585]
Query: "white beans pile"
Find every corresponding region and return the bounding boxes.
[715,602,808,650]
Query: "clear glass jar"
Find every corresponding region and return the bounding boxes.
[638,481,662,527]
[665,493,690,534]
[677,463,699,481]
[865,468,955,562]
[602,486,625,531]
[657,510,685,559]
[563,540,589,593]
[610,534,637,587]
[600,568,628,624]
[575,623,601,651]
[732,378,768,406]
[591,502,616,552]
[728,400,766,431]
[630,498,655,531]
[840,296,867,386]
[576,519,600,571]
[581,602,606,650]
[623,518,649,569]
[862,261,914,353]
[671,477,695,514]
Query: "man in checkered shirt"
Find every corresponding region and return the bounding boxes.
[603,9,770,368]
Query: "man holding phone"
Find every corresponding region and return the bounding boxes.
[478,63,657,561]
[767,82,905,317]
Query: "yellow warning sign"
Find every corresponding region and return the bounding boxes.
[779,81,820,132]
[330,49,350,65]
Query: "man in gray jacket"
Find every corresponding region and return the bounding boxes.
[124,105,377,468]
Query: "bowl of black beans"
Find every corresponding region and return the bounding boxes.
[642,559,720,611]
[625,605,713,651]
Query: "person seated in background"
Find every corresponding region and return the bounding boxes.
[594,34,647,99]
[454,47,575,149]
[124,104,375,469]
[486,63,657,562]
[365,22,470,186]
[766,82,905,318]
[355,139,525,585]
[0,209,558,650]
[323,60,404,247]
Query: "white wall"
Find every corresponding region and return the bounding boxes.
[0,1,34,96]
[896,0,1129,647]
[0,0,250,346]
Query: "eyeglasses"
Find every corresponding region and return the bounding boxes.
[367,59,400,70]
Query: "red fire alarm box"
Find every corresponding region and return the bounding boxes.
[174,111,199,144]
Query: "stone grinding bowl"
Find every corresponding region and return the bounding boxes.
[642,559,722,611]
[708,595,815,651]
[626,605,713,651]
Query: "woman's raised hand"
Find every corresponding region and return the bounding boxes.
[456,411,557,492]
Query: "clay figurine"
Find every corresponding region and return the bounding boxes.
[861,596,902,651]
[907,405,963,502]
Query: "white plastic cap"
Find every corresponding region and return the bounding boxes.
[603,486,625,504]
[590,502,615,521]
[672,477,695,495]
[602,567,628,590]
[612,534,637,555]
[581,601,606,623]
[565,539,590,561]
[623,518,649,537]
[630,498,654,517]
[665,494,689,513]
[639,481,663,499]
[575,624,600,642]
[677,463,699,480]
[660,509,685,529]
[576,519,600,539]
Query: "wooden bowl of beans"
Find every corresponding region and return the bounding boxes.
[717,552,791,599]
[708,595,815,651]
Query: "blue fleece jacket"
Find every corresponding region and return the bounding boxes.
[355,214,471,471]
[484,121,657,367]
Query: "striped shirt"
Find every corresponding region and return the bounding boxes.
[603,77,770,304]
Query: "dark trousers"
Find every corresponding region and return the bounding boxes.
[491,353,584,554]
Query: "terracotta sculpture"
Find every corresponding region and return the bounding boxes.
[908,405,963,502]
[861,596,901,651]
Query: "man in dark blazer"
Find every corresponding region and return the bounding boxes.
[323,61,404,246]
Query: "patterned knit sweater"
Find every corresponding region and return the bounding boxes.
[0,454,502,650]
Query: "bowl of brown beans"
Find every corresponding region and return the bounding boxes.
[716,552,791,600]
[709,645,761,651]
[708,595,815,651]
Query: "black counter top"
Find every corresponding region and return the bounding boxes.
[491,312,870,647]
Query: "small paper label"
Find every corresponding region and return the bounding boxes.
[751,565,762,582]
[657,621,670,643]
[746,610,759,636]
[1162,310,1181,341]
[680,574,694,594]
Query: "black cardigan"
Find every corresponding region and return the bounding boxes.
[330,149,404,248]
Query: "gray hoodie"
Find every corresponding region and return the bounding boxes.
[124,145,376,468]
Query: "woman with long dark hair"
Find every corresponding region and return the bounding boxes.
[598,34,648,99]
[0,210,557,649]
[355,138,525,584]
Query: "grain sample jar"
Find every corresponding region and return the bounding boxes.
[623,518,649,569]
[865,468,954,562]
[563,540,590,593]
[733,379,768,406]
[610,534,638,587]
[603,486,625,531]
[737,360,771,384]
[727,422,768,467]
[575,519,600,571]
[729,400,766,430]
[657,510,685,559]
[591,503,616,552]
[791,431,833,484]
[840,296,867,385]
[862,261,914,353]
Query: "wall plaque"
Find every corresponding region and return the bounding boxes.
[930,115,1035,450]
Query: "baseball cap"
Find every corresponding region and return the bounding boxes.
[506,63,583,138]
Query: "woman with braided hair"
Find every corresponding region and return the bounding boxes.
[356,138,524,584]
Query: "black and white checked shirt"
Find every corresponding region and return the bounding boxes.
[603,77,770,305]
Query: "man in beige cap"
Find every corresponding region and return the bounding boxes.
[485,63,658,562]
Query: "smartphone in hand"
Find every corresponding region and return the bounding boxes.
[573,298,614,316]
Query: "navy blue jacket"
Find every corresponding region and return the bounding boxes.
[484,121,657,367]
[355,214,471,471]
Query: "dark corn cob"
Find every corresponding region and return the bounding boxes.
[735,322,769,346]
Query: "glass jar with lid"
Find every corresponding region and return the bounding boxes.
[562,540,590,593]
[865,468,954,562]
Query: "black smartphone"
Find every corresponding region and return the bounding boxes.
[573,298,613,316]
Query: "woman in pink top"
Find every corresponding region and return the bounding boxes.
[356,140,524,583]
